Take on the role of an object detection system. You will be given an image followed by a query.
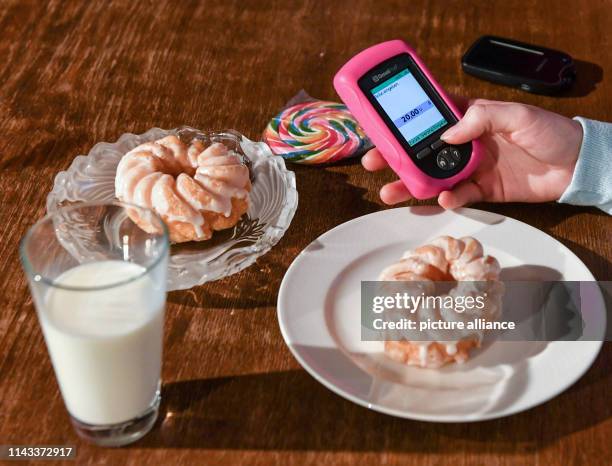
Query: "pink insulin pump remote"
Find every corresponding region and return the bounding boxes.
[333,39,482,199]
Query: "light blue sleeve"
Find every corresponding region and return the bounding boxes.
[558,117,612,214]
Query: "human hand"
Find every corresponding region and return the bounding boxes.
[362,99,583,209]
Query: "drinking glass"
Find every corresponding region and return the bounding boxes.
[20,202,169,447]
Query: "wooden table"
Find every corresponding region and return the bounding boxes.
[0,0,610,464]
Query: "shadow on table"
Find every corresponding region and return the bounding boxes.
[472,202,608,232]
[553,237,612,281]
[137,342,611,453]
[167,165,382,310]
[156,163,610,453]
[272,163,383,240]
[558,59,603,98]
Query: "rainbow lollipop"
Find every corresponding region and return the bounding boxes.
[263,100,370,164]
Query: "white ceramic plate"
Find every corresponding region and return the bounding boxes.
[277,207,605,422]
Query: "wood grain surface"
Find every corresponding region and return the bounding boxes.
[0,0,610,464]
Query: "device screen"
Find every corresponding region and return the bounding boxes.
[370,68,448,147]
[468,38,555,81]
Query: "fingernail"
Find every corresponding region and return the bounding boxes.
[440,127,456,141]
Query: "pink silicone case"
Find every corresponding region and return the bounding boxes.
[333,39,482,199]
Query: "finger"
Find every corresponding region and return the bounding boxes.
[361,148,389,171]
[440,102,534,144]
[380,180,412,205]
[467,98,502,107]
[437,180,484,209]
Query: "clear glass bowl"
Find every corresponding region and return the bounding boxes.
[46,127,298,290]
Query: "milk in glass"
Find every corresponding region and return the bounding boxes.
[39,260,164,425]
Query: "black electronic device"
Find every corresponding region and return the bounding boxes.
[462,35,575,94]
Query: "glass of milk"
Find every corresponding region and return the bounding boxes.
[20,202,169,447]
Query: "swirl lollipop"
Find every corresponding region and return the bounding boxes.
[263,100,370,164]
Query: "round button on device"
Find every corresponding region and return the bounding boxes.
[436,149,451,170]
[449,147,461,161]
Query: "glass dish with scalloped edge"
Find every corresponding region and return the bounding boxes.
[46,127,298,291]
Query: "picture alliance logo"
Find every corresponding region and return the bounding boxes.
[372,64,398,83]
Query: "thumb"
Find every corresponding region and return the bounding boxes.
[440,102,531,144]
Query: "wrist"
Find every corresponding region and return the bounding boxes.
[559,118,583,195]
[568,118,584,165]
